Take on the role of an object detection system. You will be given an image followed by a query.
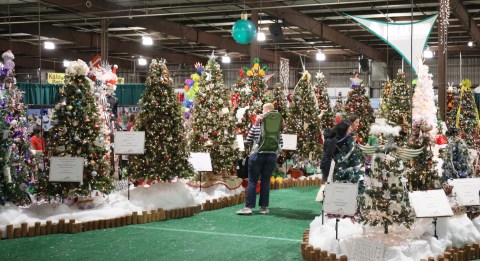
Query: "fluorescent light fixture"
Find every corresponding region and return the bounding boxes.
[138,57,147,66]
[423,46,433,59]
[222,53,230,64]
[316,50,326,61]
[44,41,55,50]
[63,60,70,67]
[142,36,153,45]
[468,41,474,47]
[257,29,266,42]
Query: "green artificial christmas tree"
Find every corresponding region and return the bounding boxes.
[446,84,459,131]
[41,59,112,197]
[359,125,414,230]
[0,51,36,205]
[455,79,480,148]
[285,71,321,170]
[333,135,364,189]
[333,92,345,118]
[314,71,333,130]
[379,80,392,118]
[189,55,238,177]
[128,59,193,181]
[386,70,412,132]
[442,135,473,180]
[344,76,374,144]
[271,82,288,121]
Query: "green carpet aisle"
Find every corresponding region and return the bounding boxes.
[0,186,321,261]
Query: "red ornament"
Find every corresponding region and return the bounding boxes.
[201,98,206,103]
[213,131,218,136]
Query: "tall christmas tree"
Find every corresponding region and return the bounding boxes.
[40,59,112,197]
[285,71,321,168]
[344,76,374,143]
[446,84,459,131]
[333,92,345,117]
[455,79,480,148]
[128,59,193,181]
[386,69,412,129]
[314,71,333,130]
[188,55,238,177]
[359,125,414,230]
[271,82,288,121]
[0,51,36,205]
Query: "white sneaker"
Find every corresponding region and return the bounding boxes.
[259,207,269,214]
[236,207,253,215]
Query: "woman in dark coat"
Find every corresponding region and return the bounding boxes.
[320,120,352,181]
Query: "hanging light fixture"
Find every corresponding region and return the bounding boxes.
[468,40,474,47]
[423,46,433,58]
[142,36,153,45]
[257,28,266,42]
[222,53,231,64]
[44,41,55,50]
[316,50,326,61]
[138,57,147,66]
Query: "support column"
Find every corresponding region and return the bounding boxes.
[250,10,259,64]
[437,13,446,120]
[101,19,109,62]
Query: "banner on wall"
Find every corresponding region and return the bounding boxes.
[47,73,65,84]
[346,14,438,75]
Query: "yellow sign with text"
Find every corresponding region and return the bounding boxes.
[48,73,65,84]
[117,77,124,84]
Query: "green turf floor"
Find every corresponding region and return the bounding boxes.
[0,186,321,261]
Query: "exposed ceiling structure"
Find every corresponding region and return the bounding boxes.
[1,0,480,71]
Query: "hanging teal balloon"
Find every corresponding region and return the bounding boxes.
[231,12,257,44]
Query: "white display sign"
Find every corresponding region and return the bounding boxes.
[281,134,297,150]
[409,190,454,218]
[49,157,84,182]
[114,131,145,154]
[188,153,213,172]
[450,178,480,206]
[353,238,385,261]
[323,183,358,216]
[236,135,245,152]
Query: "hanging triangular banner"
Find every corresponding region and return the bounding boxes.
[346,14,438,75]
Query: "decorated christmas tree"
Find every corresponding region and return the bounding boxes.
[332,92,345,118]
[445,83,459,130]
[344,76,374,143]
[359,124,414,230]
[379,80,392,118]
[182,63,203,128]
[0,51,36,205]
[188,55,238,177]
[442,135,473,180]
[271,82,288,121]
[455,79,480,148]
[285,71,321,169]
[406,59,439,191]
[386,69,412,130]
[333,135,364,188]
[128,59,193,181]
[235,58,271,137]
[40,59,112,197]
[314,71,333,130]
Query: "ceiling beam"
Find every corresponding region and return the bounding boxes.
[450,0,480,48]
[247,1,386,62]
[42,0,292,64]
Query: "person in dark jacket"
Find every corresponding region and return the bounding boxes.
[320,120,352,181]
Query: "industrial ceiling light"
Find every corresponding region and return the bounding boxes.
[44,41,55,50]
[468,40,474,47]
[222,53,231,64]
[63,60,70,67]
[423,46,433,59]
[138,57,147,66]
[316,50,326,61]
[257,28,266,42]
[142,36,153,45]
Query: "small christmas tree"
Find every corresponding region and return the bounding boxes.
[455,79,480,148]
[379,80,392,118]
[188,55,238,177]
[333,136,364,188]
[445,83,459,130]
[344,76,374,143]
[360,125,414,230]
[332,92,345,118]
[271,82,288,121]
[285,71,321,170]
[442,135,473,180]
[41,59,112,197]
[386,69,412,130]
[0,51,36,205]
[314,71,333,130]
[128,59,193,181]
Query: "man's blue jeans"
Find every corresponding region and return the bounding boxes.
[245,152,278,208]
